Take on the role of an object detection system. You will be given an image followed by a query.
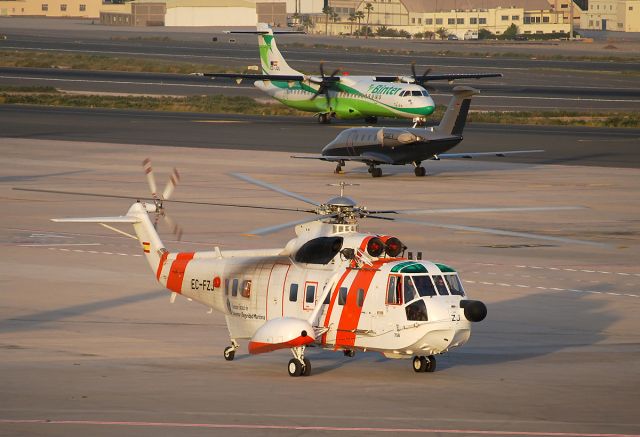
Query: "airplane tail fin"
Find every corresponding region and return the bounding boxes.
[435,86,479,136]
[256,23,302,76]
[52,202,167,277]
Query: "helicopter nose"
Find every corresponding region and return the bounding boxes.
[460,300,487,322]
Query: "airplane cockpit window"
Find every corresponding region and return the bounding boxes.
[421,90,429,96]
[403,276,418,303]
[432,275,449,295]
[405,300,429,321]
[411,90,423,96]
[412,275,437,297]
[444,274,465,296]
[400,90,409,97]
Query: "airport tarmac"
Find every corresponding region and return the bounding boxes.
[1,137,639,436]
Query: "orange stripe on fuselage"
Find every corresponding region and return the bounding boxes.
[334,266,379,349]
[166,252,195,293]
[156,251,170,281]
[321,269,353,345]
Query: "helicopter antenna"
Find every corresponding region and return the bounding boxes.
[327,182,359,198]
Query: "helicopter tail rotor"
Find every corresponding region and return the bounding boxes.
[141,158,184,241]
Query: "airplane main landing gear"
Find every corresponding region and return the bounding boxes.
[412,355,436,373]
[223,339,239,361]
[288,345,311,377]
[365,116,378,124]
[318,113,331,124]
[368,165,382,178]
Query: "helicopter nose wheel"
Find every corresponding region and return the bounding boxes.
[412,355,436,373]
[288,346,311,377]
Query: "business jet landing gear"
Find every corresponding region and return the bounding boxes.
[368,165,382,178]
[365,116,378,125]
[318,113,331,124]
[223,339,239,361]
[412,355,436,373]
[413,162,427,177]
[288,345,311,377]
[334,160,345,174]
[412,117,426,128]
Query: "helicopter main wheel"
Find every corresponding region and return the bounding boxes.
[288,358,303,377]
[365,116,378,124]
[371,167,383,178]
[302,358,312,376]
[343,349,356,358]
[414,166,427,177]
[425,355,437,372]
[223,346,235,361]
[412,356,428,372]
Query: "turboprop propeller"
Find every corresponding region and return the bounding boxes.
[309,61,341,108]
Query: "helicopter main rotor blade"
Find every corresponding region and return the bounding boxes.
[376,206,585,215]
[387,216,609,248]
[12,188,314,213]
[246,214,337,237]
[230,173,321,207]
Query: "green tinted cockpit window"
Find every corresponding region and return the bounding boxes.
[435,263,456,273]
[391,262,427,274]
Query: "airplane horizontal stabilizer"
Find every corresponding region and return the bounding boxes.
[437,149,544,159]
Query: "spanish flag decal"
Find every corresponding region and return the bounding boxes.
[142,242,151,253]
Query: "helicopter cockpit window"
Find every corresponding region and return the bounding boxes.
[444,274,465,296]
[231,278,239,297]
[412,275,437,297]
[432,275,449,295]
[403,276,418,303]
[405,300,428,321]
[386,275,402,305]
[289,283,298,302]
[241,280,251,298]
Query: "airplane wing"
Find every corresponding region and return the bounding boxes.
[195,73,305,81]
[291,153,394,165]
[374,73,502,83]
[436,149,544,159]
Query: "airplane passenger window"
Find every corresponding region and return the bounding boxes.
[432,275,449,295]
[338,286,348,305]
[413,275,437,297]
[405,300,428,321]
[357,288,365,307]
[241,280,251,298]
[305,284,316,304]
[289,283,298,302]
[403,276,418,303]
[445,274,465,296]
[386,275,401,305]
[231,278,239,297]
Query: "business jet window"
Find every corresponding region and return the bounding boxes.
[405,300,429,321]
[432,275,449,295]
[412,275,437,297]
[444,274,465,296]
[411,91,422,96]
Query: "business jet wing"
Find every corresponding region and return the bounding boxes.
[374,73,502,83]
[436,149,544,159]
[291,153,394,165]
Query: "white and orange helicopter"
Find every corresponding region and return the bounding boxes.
[21,167,599,376]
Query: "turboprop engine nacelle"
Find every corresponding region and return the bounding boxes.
[248,317,315,355]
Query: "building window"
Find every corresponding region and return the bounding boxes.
[629,6,634,10]
[561,3,568,7]
[512,15,519,20]
[448,18,455,24]
[479,17,486,24]
[470,17,477,24]
[60,4,66,11]
[436,18,443,24]
[596,4,599,9]
[588,19,593,26]
[418,18,422,23]
[41,3,48,10]
[412,17,415,23]
[543,16,549,22]
[425,18,433,24]
[457,18,464,24]
[501,15,508,20]
[79,4,85,11]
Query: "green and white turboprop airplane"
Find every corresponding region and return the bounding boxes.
[198,24,502,125]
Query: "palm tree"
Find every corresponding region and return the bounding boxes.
[364,2,374,39]
[323,6,332,35]
[355,10,365,37]
[348,12,356,35]
[436,26,448,40]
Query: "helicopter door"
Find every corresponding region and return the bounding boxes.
[266,263,290,320]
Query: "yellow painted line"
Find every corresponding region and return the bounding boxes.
[192,120,248,124]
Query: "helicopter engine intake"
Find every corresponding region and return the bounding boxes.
[460,300,487,322]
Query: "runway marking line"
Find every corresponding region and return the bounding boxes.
[513,264,639,278]
[0,419,637,436]
[463,281,638,298]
